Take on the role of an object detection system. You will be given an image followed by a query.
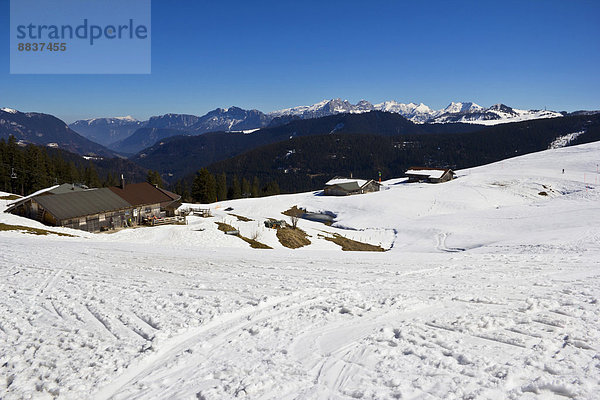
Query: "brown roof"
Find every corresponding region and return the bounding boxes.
[109,182,180,207]
[157,187,181,201]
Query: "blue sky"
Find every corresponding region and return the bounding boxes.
[0,0,599,123]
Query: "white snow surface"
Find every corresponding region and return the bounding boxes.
[1,107,18,114]
[6,185,59,207]
[442,101,484,114]
[325,178,368,186]
[1,142,600,399]
[405,168,447,179]
[549,131,585,149]
[446,109,564,126]
[82,116,139,125]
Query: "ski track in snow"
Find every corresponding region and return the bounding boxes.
[1,142,600,399]
[1,239,598,400]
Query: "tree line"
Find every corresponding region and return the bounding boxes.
[0,136,147,196]
[171,168,280,203]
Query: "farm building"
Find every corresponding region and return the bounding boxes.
[4,183,88,220]
[405,167,455,183]
[5,179,183,232]
[6,188,133,232]
[108,180,182,224]
[324,177,381,196]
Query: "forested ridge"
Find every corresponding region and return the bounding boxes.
[0,136,147,196]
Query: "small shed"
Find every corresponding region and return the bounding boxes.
[324,177,381,196]
[405,167,455,183]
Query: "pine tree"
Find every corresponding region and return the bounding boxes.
[241,177,251,198]
[231,174,241,199]
[174,179,183,196]
[146,170,163,188]
[191,168,217,203]
[263,180,280,196]
[251,176,260,197]
[83,162,101,188]
[0,139,7,192]
[216,172,227,201]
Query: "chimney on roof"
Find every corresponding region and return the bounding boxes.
[120,174,125,189]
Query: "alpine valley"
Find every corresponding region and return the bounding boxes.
[66,99,565,154]
[1,102,598,199]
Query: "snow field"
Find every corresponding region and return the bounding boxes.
[1,239,598,399]
[1,141,600,399]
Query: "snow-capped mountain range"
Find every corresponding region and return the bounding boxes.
[61,99,567,153]
[268,99,563,125]
[1,100,568,154]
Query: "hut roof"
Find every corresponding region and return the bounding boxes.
[48,183,88,194]
[109,182,179,207]
[324,177,380,192]
[34,188,132,220]
[405,167,452,179]
[6,185,59,209]
[325,178,368,188]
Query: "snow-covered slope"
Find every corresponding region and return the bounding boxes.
[432,103,563,125]
[268,99,375,120]
[441,101,484,114]
[373,101,438,123]
[1,142,599,399]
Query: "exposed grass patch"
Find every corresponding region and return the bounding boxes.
[283,205,334,226]
[216,222,237,232]
[282,206,303,217]
[239,236,272,249]
[319,232,385,252]
[228,213,253,222]
[0,223,75,237]
[215,222,272,249]
[276,227,311,249]
[0,195,21,200]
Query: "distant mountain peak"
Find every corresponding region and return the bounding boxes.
[1,107,117,157]
[114,115,137,121]
[443,102,484,114]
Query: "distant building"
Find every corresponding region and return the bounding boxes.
[405,167,455,183]
[323,177,381,196]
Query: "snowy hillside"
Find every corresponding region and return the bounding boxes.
[1,142,599,399]
[431,103,563,125]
